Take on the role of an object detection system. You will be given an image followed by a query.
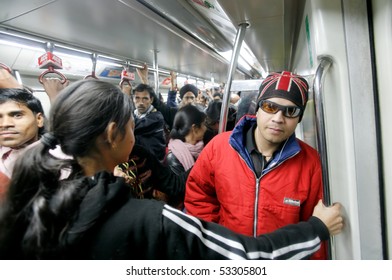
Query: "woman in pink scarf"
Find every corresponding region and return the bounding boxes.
[161,105,207,208]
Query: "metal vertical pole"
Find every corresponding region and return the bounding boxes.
[313,56,333,259]
[313,56,333,207]
[218,22,249,133]
[153,49,159,94]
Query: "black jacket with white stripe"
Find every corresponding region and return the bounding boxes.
[62,172,329,260]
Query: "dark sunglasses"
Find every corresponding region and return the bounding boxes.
[258,100,302,118]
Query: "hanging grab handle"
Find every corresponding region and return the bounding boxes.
[38,66,68,84]
[119,61,135,87]
[38,43,68,84]
[84,53,98,79]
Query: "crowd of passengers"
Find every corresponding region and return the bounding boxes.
[0,63,343,259]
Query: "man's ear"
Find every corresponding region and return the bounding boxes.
[36,112,45,128]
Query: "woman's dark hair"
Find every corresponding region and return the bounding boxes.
[0,88,46,136]
[0,79,133,259]
[169,104,206,142]
[50,80,133,157]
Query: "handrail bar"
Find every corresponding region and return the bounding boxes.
[313,55,333,259]
[313,56,333,206]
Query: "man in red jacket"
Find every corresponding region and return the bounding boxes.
[185,71,327,259]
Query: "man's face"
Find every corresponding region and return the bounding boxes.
[255,97,299,146]
[0,101,44,149]
[181,92,196,106]
[134,90,153,114]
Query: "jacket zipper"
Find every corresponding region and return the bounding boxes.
[230,135,300,237]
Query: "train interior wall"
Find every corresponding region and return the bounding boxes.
[292,0,387,259]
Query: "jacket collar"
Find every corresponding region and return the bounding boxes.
[63,171,129,247]
[229,115,301,173]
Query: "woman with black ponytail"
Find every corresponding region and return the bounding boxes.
[0,79,343,260]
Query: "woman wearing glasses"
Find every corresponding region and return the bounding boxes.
[185,71,329,260]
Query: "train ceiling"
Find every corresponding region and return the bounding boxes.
[0,0,303,84]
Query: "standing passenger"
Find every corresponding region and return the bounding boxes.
[212,92,223,101]
[185,71,328,259]
[163,104,207,208]
[0,71,69,198]
[0,79,343,260]
[0,88,45,178]
[203,101,236,145]
[195,90,209,110]
[136,66,198,130]
[157,80,199,129]
[230,91,241,109]
[133,83,166,161]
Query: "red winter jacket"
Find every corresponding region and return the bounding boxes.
[185,115,326,259]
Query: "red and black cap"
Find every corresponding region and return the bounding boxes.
[256,71,309,114]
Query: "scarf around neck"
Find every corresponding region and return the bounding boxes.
[168,139,204,171]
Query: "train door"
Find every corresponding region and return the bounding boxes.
[372,0,392,260]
